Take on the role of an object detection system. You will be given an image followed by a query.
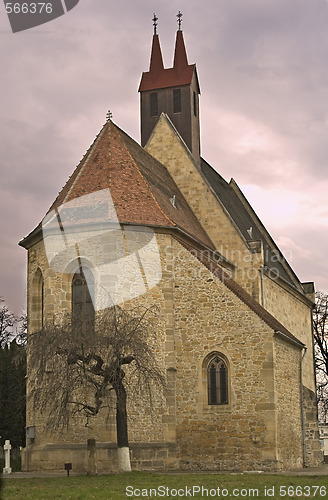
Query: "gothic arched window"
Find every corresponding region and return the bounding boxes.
[207,355,228,405]
[72,267,95,328]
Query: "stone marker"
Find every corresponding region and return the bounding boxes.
[3,440,12,474]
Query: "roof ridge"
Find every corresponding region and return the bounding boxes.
[199,159,250,246]
[113,124,176,228]
[63,123,109,205]
[229,178,303,292]
[42,123,107,220]
[200,158,304,293]
[146,113,195,161]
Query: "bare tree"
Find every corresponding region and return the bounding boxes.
[16,310,27,347]
[0,297,17,347]
[28,304,166,472]
[313,291,328,423]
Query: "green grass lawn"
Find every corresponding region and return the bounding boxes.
[1,471,328,500]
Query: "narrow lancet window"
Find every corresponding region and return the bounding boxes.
[72,267,95,330]
[150,92,158,117]
[193,91,197,117]
[173,89,182,113]
[207,356,228,405]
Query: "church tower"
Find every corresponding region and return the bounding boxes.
[139,13,201,164]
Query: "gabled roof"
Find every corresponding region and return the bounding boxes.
[19,117,303,348]
[200,158,305,292]
[139,30,200,93]
[19,121,214,250]
[145,112,307,296]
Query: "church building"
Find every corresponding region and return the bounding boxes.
[19,15,322,472]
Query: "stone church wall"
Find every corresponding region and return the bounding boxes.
[24,231,314,472]
[274,336,303,469]
[25,232,179,472]
[263,275,315,391]
[172,240,297,471]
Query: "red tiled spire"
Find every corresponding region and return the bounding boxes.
[173,30,189,73]
[149,34,164,77]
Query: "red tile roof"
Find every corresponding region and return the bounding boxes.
[19,121,214,250]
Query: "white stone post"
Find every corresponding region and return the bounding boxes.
[3,440,12,474]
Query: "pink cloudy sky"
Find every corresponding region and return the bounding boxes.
[0,0,328,315]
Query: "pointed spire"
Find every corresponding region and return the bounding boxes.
[149,14,164,77]
[139,12,198,92]
[173,29,189,72]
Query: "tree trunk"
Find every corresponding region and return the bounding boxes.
[115,379,131,472]
[87,438,97,476]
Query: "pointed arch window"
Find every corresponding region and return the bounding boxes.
[72,267,95,329]
[207,355,228,405]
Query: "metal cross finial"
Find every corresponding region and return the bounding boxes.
[106,110,113,122]
[177,11,183,30]
[152,13,158,35]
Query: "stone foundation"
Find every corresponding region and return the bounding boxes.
[21,441,180,473]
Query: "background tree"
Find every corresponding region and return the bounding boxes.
[0,298,26,447]
[0,341,26,448]
[0,297,17,347]
[28,305,166,472]
[0,299,26,449]
[313,291,328,423]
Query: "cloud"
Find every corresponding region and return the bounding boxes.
[275,236,311,262]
